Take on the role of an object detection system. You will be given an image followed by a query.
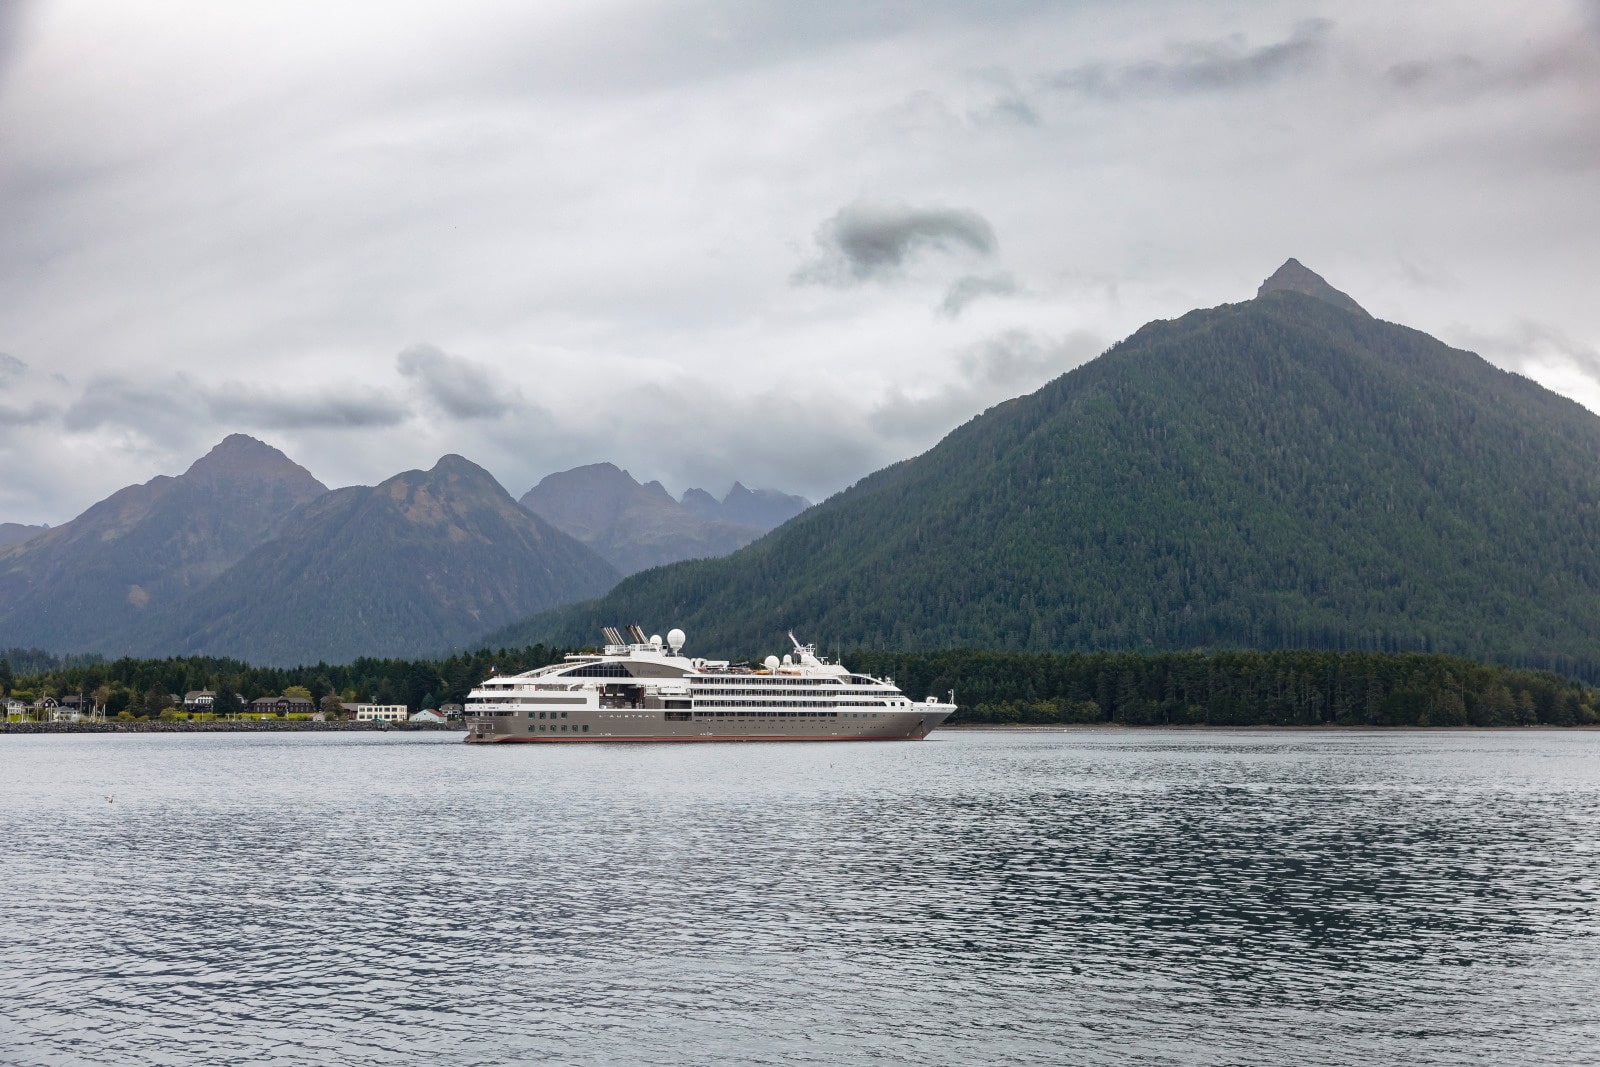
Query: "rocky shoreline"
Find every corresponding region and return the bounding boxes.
[0,720,461,735]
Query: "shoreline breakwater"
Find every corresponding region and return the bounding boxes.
[0,720,461,735]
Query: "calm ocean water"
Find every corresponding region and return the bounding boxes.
[3,729,1599,1066]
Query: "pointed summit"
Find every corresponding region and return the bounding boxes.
[426,453,496,482]
[1257,259,1369,317]
[183,434,326,491]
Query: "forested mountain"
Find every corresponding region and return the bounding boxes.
[0,435,328,653]
[489,261,1600,678]
[680,482,810,529]
[520,463,766,575]
[0,523,47,547]
[134,455,619,665]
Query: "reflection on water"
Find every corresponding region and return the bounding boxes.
[3,730,1598,1065]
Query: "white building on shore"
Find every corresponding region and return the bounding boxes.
[344,703,408,722]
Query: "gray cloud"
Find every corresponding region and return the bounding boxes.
[0,401,55,427]
[1048,19,1331,98]
[1386,36,1598,98]
[397,343,517,419]
[986,95,1041,126]
[873,329,1103,439]
[796,201,997,284]
[958,329,1103,388]
[0,1,30,94]
[220,389,407,430]
[1386,55,1485,90]
[63,375,406,435]
[1455,320,1600,383]
[966,68,1041,127]
[64,377,188,433]
[0,352,26,386]
[941,273,1021,316]
[1,3,1598,525]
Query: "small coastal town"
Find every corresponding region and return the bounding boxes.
[2,687,460,726]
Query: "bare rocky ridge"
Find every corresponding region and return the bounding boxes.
[1257,257,1369,317]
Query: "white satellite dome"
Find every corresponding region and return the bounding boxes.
[782,654,793,665]
[667,628,686,652]
[650,634,662,647]
[764,655,780,671]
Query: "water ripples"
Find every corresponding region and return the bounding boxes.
[3,730,1599,1064]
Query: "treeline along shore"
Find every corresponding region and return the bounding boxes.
[3,644,1596,730]
[852,648,1599,728]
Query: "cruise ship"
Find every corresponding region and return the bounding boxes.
[464,626,955,743]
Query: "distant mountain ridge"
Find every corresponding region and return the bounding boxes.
[487,261,1600,678]
[520,463,767,575]
[520,464,810,576]
[680,482,810,529]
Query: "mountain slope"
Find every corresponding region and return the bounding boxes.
[137,454,619,665]
[520,463,763,575]
[489,262,1600,675]
[0,435,327,652]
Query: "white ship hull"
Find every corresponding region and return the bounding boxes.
[464,627,954,744]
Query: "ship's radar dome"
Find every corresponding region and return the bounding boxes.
[650,634,662,647]
[782,654,792,665]
[764,655,780,671]
[667,628,686,652]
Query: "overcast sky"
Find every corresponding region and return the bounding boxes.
[2,0,1597,524]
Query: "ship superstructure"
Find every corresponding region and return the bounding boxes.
[464,626,954,743]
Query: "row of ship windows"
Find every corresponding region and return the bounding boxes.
[695,677,839,685]
[694,700,888,708]
[690,711,881,719]
[486,674,886,688]
[689,689,893,699]
[481,702,892,714]
[532,724,589,732]
[473,691,894,704]
[481,707,891,719]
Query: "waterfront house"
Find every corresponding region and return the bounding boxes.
[249,695,315,716]
[4,698,27,719]
[184,690,215,711]
[409,708,447,724]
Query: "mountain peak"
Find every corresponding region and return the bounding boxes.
[1256,258,1369,317]
[184,434,326,490]
[429,453,495,481]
